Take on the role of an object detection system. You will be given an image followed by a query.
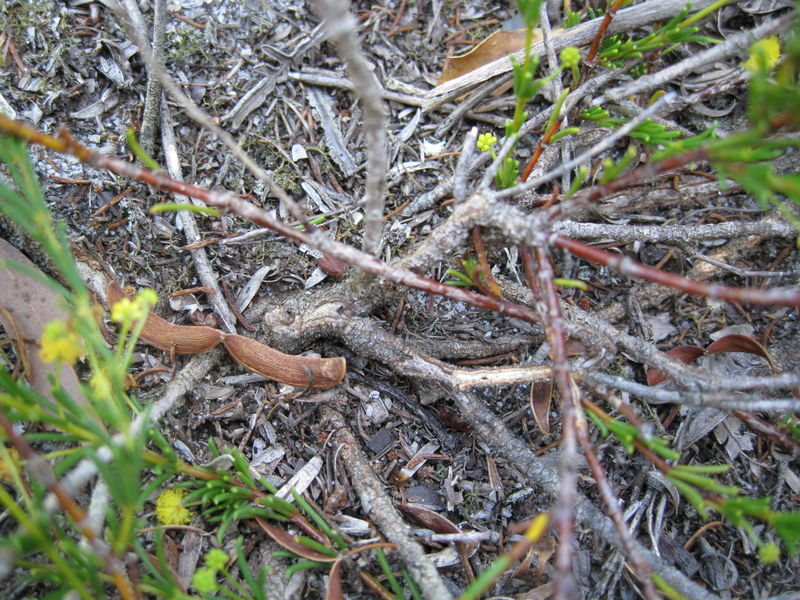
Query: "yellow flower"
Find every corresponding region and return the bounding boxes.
[192,567,219,594]
[39,320,84,365]
[560,46,581,69]
[155,488,193,526]
[744,36,780,73]
[111,288,158,325]
[89,372,113,398]
[204,548,229,571]
[476,132,498,152]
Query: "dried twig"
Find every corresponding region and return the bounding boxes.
[322,408,453,600]
[317,0,388,257]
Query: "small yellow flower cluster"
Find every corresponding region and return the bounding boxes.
[204,548,229,571]
[191,548,230,594]
[191,567,218,594]
[111,288,158,325]
[476,132,497,152]
[743,36,780,73]
[39,320,85,365]
[155,487,193,526]
[560,46,581,70]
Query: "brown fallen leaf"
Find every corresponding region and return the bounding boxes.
[222,334,346,389]
[437,29,530,86]
[107,281,222,354]
[107,281,346,388]
[530,380,553,434]
[326,559,344,600]
[706,334,777,372]
[0,238,85,404]
[647,332,780,386]
[646,345,706,386]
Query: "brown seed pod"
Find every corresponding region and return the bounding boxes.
[107,281,347,388]
[106,281,222,354]
[222,333,346,388]
[316,252,348,278]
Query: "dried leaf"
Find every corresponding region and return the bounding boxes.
[317,252,347,278]
[107,282,222,354]
[706,334,777,372]
[255,517,337,562]
[222,334,346,388]
[646,345,706,385]
[437,29,530,85]
[0,239,84,403]
[326,559,344,600]
[530,380,553,434]
[397,503,459,534]
[397,503,476,578]
[108,282,346,388]
[714,414,754,462]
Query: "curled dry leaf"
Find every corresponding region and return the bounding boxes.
[647,334,777,385]
[222,334,346,388]
[706,334,777,372]
[646,345,705,385]
[530,380,553,434]
[326,559,344,600]
[316,252,348,278]
[107,282,346,388]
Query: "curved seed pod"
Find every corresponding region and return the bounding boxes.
[222,333,346,388]
[106,281,222,354]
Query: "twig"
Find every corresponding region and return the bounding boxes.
[575,421,659,600]
[553,218,796,244]
[553,234,800,307]
[130,0,167,156]
[423,0,720,110]
[317,0,388,257]
[522,246,579,600]
[322,408,453,600]
[583,0,626,70]
[448,363,552,389]
[495,92,675,200]
[454,127,478,203]
[160,102,238,333]
[582,371,800,412]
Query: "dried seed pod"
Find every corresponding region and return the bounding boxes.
[222,333,346,388]
[316,252,348,278]
[107,281,222,354]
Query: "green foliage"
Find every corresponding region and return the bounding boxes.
[587,404,800,562]
[445,256,482,287]
[598,4,718,68]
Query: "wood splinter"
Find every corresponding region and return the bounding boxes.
[107,281,346,388]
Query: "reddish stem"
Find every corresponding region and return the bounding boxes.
[521,118,563,183]
[522,245,578,600]
[583,0,626,73]
[553,235,800,307]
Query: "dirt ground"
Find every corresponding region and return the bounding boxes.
[1,0,799,598]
